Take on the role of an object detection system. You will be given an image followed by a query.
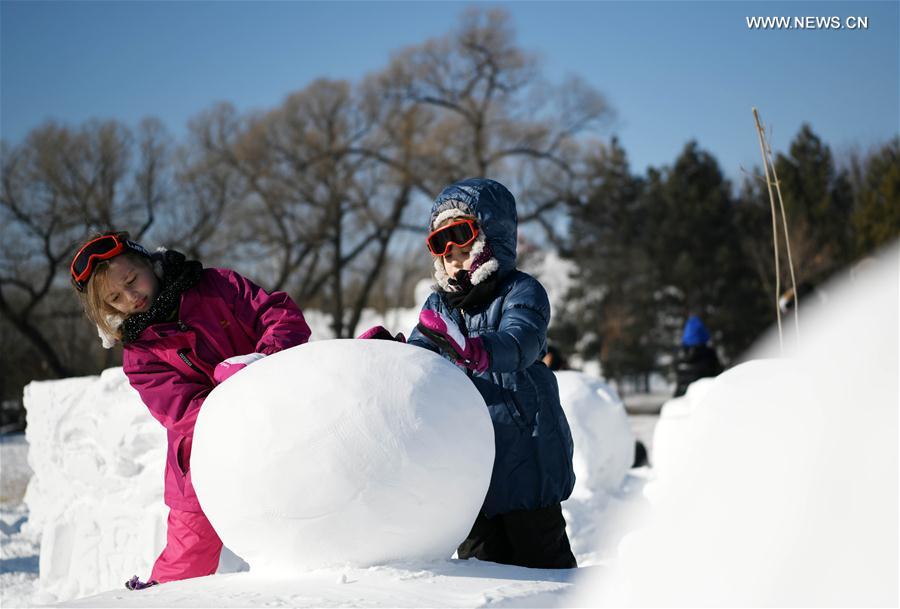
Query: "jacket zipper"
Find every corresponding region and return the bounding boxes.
[176,348,202,375]
[174,319,204,376]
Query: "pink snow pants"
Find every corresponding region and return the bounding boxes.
[150,509,223,583]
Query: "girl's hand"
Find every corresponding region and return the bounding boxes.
[416,310,489,373]
[357,325,406,342]
[213,352,267,384]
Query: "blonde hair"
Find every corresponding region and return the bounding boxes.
[77,250,154,342]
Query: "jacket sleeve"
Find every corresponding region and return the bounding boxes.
[211,268,312,355]
[479,276,550,373]
[123,347,212,438]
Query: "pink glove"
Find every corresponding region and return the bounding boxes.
[416,310,489,373]
[213,352,266,384]
[357,325,406,342]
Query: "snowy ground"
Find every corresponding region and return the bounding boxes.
[61,560,598,608]
[1,433,39,607]
[0,417,657,608]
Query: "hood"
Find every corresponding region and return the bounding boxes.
[681,315,711,347]
[429,178,518,278]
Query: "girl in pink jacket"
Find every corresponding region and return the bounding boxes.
[70,231,311,589]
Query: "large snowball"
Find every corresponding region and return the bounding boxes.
[191,339,494,573]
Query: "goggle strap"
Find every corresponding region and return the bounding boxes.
[70,234,151,291]
[124,240,151,257]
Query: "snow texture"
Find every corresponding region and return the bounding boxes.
[59,561,590,608]
[21,370,168,603]
[191,339,495,573]
[19,369,245,605]
[647,376,716,481]
[1,434,39,607]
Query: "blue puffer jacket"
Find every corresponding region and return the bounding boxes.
[408,178,576,518]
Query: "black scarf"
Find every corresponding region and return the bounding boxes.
[121,250,203,344]
[443,269,499,312]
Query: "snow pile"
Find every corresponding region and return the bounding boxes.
[554,372,638,566]
[579,243,899,606]
[648,376,715,480]
[555,372,633,501]
[191,339,495,573]
[22,369,168,603]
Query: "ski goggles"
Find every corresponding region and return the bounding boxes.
[426,219,479,256]
[70,232,148,292]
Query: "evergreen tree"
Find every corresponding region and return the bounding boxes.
[644,141,768,362]
[563,137,656,385]
[774,123,854,277]
[850,137,900,256]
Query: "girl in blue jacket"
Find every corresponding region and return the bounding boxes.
[406,178,577,568]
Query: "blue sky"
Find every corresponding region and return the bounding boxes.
[2,1,897,181]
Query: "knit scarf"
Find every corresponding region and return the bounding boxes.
[121,250,202,344]
[443,269,499,312]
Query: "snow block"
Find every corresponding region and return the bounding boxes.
[23,369,168,602]
[191,339,495,573]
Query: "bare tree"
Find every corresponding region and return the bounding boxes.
[183,9,614,337]
[0,120,163,376]
[206,79,421,337]
[370,8,613,233]
[1,8,616,369]
[153,105,243,262]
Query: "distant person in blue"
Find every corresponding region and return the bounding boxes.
[359,178,577,568]
[673,315,723,397]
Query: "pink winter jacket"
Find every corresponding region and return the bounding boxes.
[122,268,311,511]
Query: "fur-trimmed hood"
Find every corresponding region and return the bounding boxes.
[429,178,518,291]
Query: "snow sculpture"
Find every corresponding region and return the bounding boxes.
[190,339,495,572]
[23,370,167,602]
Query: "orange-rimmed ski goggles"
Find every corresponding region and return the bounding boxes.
[70,232,148,292]
[426,219,479,256]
